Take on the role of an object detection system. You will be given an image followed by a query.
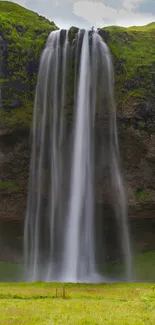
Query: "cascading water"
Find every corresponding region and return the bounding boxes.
[24,28,132,282]
[62,30,96,282]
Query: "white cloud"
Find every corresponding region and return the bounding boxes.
[73,0,155,27]
[122,0,143,11]
[73,1,115,27]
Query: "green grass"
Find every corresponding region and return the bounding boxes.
[103,23,155,72]
[0,282,154,324]
[100,23,155,106]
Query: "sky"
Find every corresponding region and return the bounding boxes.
[7,0,155,29]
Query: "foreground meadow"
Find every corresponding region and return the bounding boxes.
[0,282,154,325]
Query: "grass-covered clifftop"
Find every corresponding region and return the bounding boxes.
[0,1,58,106]
[99,24,155,112]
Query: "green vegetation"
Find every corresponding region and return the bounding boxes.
[135,188,152,202]
[0,1,58,103]
[0,101,33,131]
[0,282,154,324]
[0,181,19,192]
[100,23,155,107]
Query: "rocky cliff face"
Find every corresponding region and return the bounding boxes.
[0,2,155,258]
[99,25,155,220]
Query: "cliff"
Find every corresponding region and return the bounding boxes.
[102,25,155,216]
[0,1,58,222]
[0,2,155,256]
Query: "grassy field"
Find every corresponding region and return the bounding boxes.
[0,252,155,324]
[0,282,154,324]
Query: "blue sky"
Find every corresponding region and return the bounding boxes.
[8,0,155,29]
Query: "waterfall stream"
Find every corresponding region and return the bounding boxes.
[24,29,132,282]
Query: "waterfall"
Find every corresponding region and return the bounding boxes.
[24,29,132,282]
[62,31,95,282]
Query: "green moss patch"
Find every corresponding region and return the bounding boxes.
[135,188,152,202]
[0,181,20,193]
